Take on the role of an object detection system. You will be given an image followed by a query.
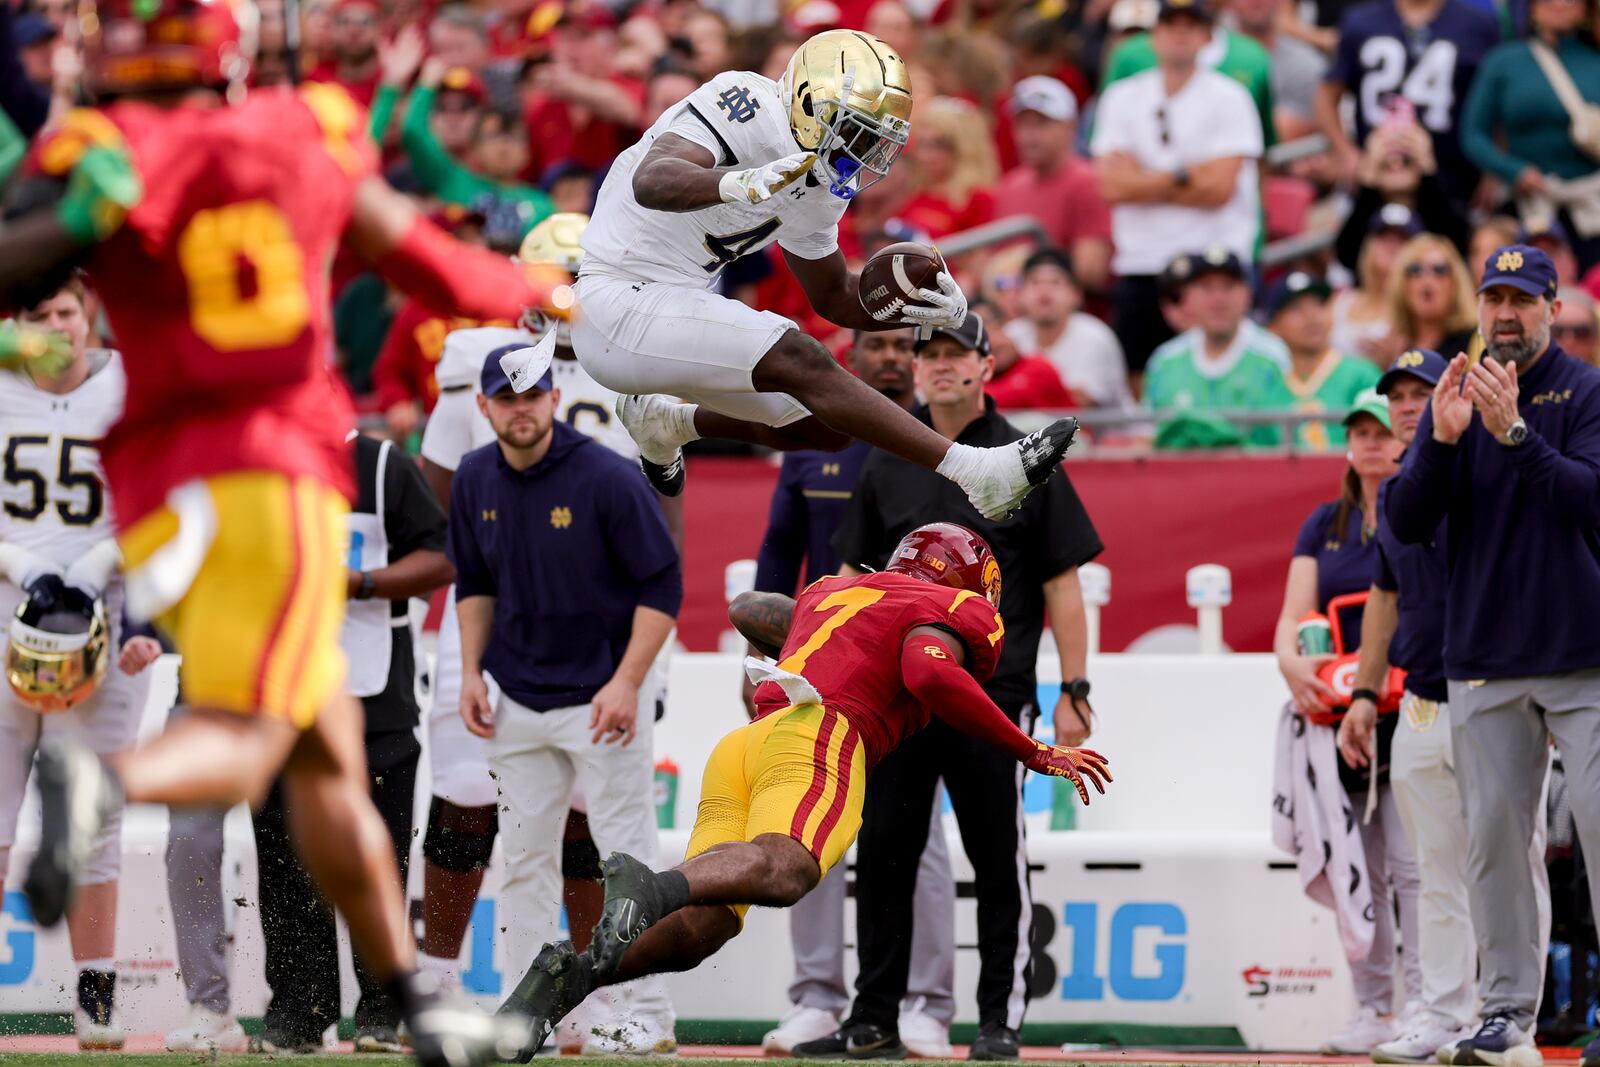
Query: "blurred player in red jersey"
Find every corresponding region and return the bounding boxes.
[0,1,568,1062]
[496,522,1111,1060]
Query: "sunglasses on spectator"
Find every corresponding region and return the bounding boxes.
[1554,323,1596,340]
[1404,261,1452,278]
[435,98,480,113]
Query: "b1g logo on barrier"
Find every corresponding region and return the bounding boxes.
[0,891,36,986]
[1058,902,1186,1002]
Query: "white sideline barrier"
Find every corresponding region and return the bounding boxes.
[0,652,1361,1049]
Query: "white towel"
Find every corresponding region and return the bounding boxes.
[744,656,824,708]
[1270,703,1375,963]
[500,330,558,393]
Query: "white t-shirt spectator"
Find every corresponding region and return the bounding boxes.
[1090,68,1264,275]
[1004,315,1136,410]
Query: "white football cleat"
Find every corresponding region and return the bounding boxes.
[74,1006,124,1051]
[897,997,953,1059]
[615,395,695,497]
[1321,1004,1398,1055]
[164,1004,248,1053]
[762,1005,841,1057]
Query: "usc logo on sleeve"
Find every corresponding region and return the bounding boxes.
[921,644,949,659]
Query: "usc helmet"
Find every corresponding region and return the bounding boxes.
[780,30,912,201]
[886,523,1002,608]
[6,575,110,714]
[82,0,257,99]
[516,212,586,341]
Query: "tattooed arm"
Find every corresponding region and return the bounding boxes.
[729,591,796,661]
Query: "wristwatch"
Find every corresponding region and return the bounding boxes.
[355,571,377,600]
[1173,165,1191,188]
[1499,418,1529,448]
[1062,677,1092,701]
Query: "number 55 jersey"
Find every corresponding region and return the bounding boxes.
[32,84,374,526]
[0,352,123,576]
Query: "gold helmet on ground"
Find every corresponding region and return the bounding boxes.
[6,575,109,713]
[517,212,588,338]
[781,30,912,200]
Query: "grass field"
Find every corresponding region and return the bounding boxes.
[0,1058,1378,1067]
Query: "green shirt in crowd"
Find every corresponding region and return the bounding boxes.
[1284,350,1382,450]
[1461,36,1600,185]
[1145,321,1295,448]
[1102,29,1278,147]
[401,84,553,239]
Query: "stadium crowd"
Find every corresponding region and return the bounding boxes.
[1,0,1600,1064]
[0,0,1592,448]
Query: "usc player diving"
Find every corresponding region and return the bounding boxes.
[496,523,1111,1060]
[0,0,568,1062]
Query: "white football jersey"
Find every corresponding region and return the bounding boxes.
[420,327,638,471]
[0,351,124,569]
[582,70,850,288]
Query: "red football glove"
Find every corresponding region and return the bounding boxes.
[1024,742,1112,805]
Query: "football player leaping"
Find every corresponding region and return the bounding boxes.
[559,30,1077,520]
[0,1,566,1063]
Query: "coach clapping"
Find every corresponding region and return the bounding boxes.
[1386,244,1600,1067]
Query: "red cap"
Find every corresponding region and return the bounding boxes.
[886,522,1002,607]
[437,65,486,103]
[85,0,247,97]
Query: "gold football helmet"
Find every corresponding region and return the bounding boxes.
[781,30,912,200]
[6,576,109,714]
[516,212,587,340]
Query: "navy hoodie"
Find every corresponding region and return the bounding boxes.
[448,422,682,711]
[1386,345,1600,679]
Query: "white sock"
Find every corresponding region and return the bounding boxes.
[77,958,114,974]
[418,951,460,987]
[665,401,701,449]
[934,441,995,492]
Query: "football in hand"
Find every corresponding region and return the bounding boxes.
[859,242,945,324]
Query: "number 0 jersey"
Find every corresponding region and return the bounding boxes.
[0,352,123,569]
[581,71,849,288]
[31,85,376,525]
[754,570,1005,766]
[419,326,640,471]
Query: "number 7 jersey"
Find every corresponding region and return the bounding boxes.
[753,570,1006,766]
[581,71,850,288]
[30,85,375,526]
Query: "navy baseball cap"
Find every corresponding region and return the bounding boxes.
[14,13,57,46]
[1368,202,1424,238]
[1157,0,1212,22]
[482,343,550,397]
[1184,246,1247,285]
[1263,271,1332,318]
[1520,216,1573,249]
[1377,348,1448,395]
[1478,244,1559,299]
[913,312,991,357]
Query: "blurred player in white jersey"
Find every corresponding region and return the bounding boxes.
[0,275,163,1049]
[418,215,680,1054]
[529,29,1077,520]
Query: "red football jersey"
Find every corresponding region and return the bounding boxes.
[754,571,1006,766]
[33,85,377,524]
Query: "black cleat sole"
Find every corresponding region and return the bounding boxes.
[640,454,685,497]
[1019,417,1079,487]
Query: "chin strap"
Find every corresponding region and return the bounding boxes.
[825,69,860,201]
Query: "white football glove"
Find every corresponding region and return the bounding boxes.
[64,538,122,597]
[718,152,817,205]
[898,271,968,330]
[0,543,61,591]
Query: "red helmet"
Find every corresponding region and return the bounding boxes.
[886,522,1002,608]
[84,0,254,98]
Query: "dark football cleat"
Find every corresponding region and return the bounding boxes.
[23,741,121,928]
[968,1023,1021,1061]
[589,851,673,979]
[791,1021,907,1060]
[640,452,685,497]
[495,941,595,1063]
